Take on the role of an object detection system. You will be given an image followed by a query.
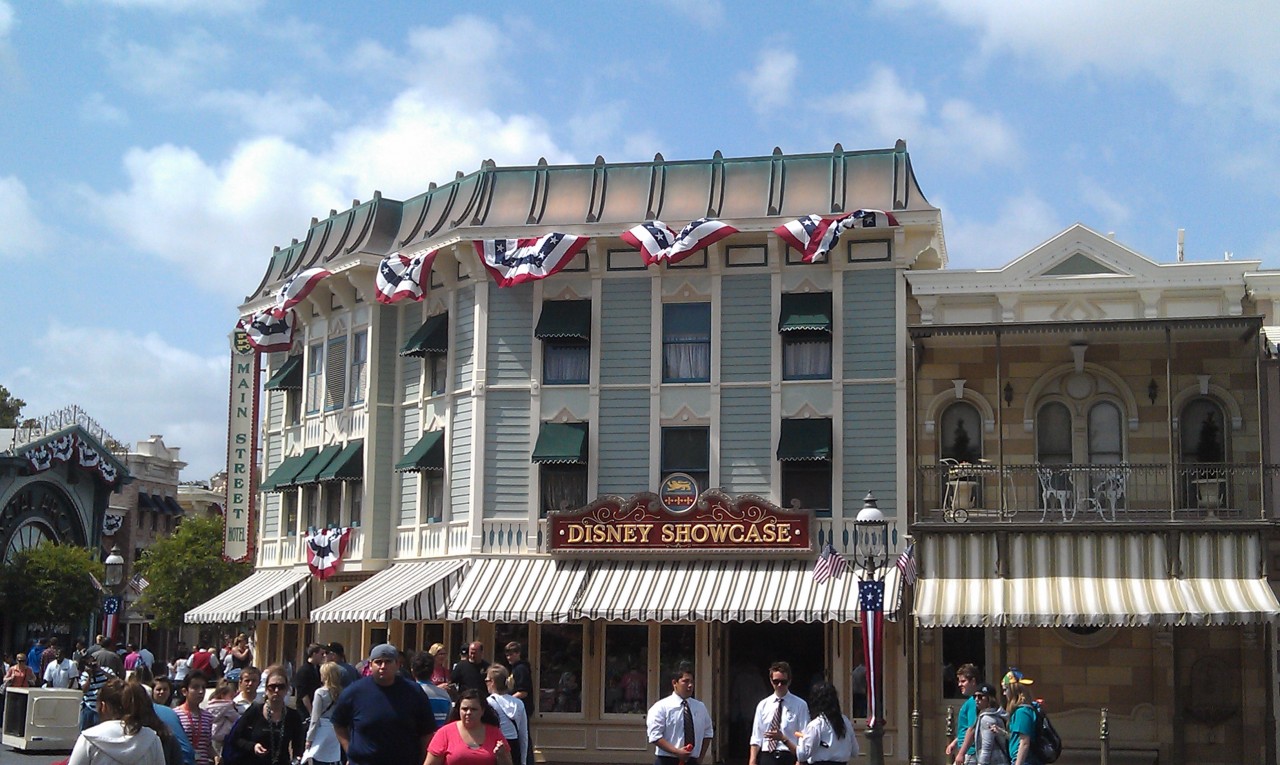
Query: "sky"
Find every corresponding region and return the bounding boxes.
[1,1,1278,480]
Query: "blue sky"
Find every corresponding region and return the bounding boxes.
[2,1,1277,479]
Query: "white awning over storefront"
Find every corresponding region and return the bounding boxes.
[310,559,469,623]
[185,568,311,624]
[446,557,590,623]
[575,558,902,623]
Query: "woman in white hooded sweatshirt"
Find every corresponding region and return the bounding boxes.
[69,678,166,765]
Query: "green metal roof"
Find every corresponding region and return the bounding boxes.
[318,440,363,482]
[777,418,833,461]
[401,313,449,358]
[779,292,833,333]
[395,431,445,472]
[264,355,304,391]
[260,449,316,492]
[293,445,343,486]
[531,422,589,464]
[535,300,592,340]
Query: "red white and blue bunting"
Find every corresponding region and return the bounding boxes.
[375,250,438,305]
[774,209,900,263]
[621,218,738,266]
[475,233,590,287]
[274,267,332,315]
[24,432,121,486]
[305,526,353,580]
[237,309,296,353]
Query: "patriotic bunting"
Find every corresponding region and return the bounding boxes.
[23,433,121,486]
[273,267,331,316]
[621,217,739,266]
[375,250,438,305]
[102,595,123,641]
[305,526,353,580]
[238,310,295,353]
[475,233,590,287]
[859,579,886,726]
[812,541,850,585]
[774,209,900,263]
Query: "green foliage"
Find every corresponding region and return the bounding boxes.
[5,542,103,631]
[136,515,252,628]
[0,385,25,428]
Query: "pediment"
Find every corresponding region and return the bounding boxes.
[1002,224,1155,283]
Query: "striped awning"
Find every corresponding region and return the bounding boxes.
[447,558,590,623]
[184,568,311,624]
[310,559,470,623]
[575,559,902,623]
[914,532,1280,628]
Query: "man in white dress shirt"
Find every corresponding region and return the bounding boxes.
[646,662,713,765]
[42,645,78,688]
[749,661,809,765]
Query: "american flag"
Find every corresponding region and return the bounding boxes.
[859,579,886,725]
[896,540,917,587]
[621,218,738,266]
[273,267,332,316]
[238,310,295,353]
[475,233,590,287]
[812,541,850,584]
[773,209,900,263]
[375,250,437,305]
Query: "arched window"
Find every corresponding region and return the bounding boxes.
[1087,402,1123,466]
[1036,402,1073,465]
[940,403,982,462]
[1180,398,1227,464]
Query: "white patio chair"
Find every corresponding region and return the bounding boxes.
[1037,466,1075,522]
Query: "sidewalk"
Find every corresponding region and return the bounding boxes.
[0,745,68,765]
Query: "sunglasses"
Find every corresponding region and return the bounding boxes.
[771,678,789,686]
[266,683,287,691]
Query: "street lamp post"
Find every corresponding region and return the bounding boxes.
[103,545,125,642]
[853,492,890,765]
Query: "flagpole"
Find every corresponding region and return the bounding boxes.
[853,492,889,765]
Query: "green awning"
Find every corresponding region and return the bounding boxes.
[396,430,445,472]
[401,313,449,357]
[260,449,317,492]
[779,292,833,332]
[264,355,304,390]
[777,419,833,461]
[294,445,343,485]
[531,422,589,464]
[318,440,364,482]
[535,300,592,340]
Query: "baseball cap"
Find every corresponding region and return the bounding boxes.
[368,643,398,662]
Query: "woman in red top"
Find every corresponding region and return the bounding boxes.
[425,689,513,765]
[3,653,36,688]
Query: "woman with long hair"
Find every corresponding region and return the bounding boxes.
[427,642,451,687]
[176,672,215,765]
[794,681,859,764]
[129,678,184,765]
[301,662,343,765]
[424,688,513,765]
[227,664,305,765]
[484,665,528,765]
[1001,669,1037,765]
[68,678,166,765]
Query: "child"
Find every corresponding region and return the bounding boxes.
[204,677,242,757]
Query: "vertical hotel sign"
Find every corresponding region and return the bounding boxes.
[224,329,259,562]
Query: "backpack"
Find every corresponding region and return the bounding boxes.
[1023,702,1063,764]
[219,702,259,765]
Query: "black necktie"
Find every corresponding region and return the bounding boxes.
[682,698,695,752]
[768,697,783,751]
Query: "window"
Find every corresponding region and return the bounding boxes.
[324,485,341,528]
[533,422,589,517]
[286,390,302,426]
[421,474,444,524]
[663,302,711,382]
[349,482,363,527]
[1181,398,1227,464]
[349,330,368,404]
[940,403,982,462]
[305,342,324,413]
[777,418,833,516]
[537,300,591,385]
[940,627,986,700]
[539,624,583,713]
[324,336,347,411]
[1035,402,1073,466]
[1087,402,1123,465]
[603,625,648,714]
[781,463,832,516]
[303,486,318,531]
[282,490,298,535]
[779,293,833,380]
[659,625,696,685]
[662,427,710,493]
[540,465,587,516]
[428,353,448,396]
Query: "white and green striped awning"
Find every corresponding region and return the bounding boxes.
[914,531,1280,628]
[310,559,470,623]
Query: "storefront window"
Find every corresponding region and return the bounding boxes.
[539,624,582,713]
[659,625,696,686]
[495,623,529,660]
[603,625,648,714]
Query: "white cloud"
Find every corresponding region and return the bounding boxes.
[80,92,129,125]
[194,89,339,138]
[5,324,229,479]
[101,29,231,98]
[826,65,1019,170]
[381,16,514,107]
[654,0,725,28]
[898,0,1280,121]
[0,176,53,258]
[0,1,13,39]
[1077,177,1131,228]
[942,191,1063,268]
[741,49,798,115]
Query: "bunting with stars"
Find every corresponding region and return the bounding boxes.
[305,527,352,580]
[860,579,886,726]
[375,250,438,304]
[774,209,900,263]
[273,267,332,316]
[621,217,738,266]
[475,233,590,287]
[237,310,295,353]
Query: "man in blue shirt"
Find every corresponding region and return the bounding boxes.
[332,643,437,765]
[948,664,981,765]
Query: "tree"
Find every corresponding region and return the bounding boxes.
[3,542,103,632]
[0,385,25,428]
[136,515,252,628]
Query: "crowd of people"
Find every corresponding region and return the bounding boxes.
[946,663,1045,765]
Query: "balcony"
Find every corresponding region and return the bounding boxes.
[916,462,1274,525]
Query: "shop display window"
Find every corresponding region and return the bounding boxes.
[539,624,583,713]
[659,625,695,685]
[603,624,648,714]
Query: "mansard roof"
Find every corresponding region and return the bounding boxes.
[245,143,937,305]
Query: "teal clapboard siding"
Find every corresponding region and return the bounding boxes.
[266,388,284,430]
[454,286,475,389]
[450,396,474,513]
[843,268,897,379]
[398,406,421,526]
[483,391,532,517]
[261,432,282,535]
[597,389,650,494]
[720,274,772,382]
[368,404,396,559]
[374,304,399,404]
[486,282,533,383]
[842,383,897,515]
[600,279,651,385]
[719,385,771,495]
[400,304,421,402]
